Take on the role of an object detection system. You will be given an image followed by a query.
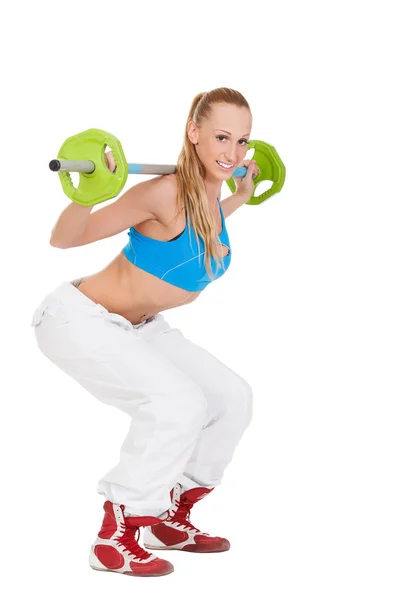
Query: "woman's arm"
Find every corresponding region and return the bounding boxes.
[50,203,93,248]
[50,174,177,249]
[220,192,250,218]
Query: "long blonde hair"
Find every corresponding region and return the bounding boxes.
[176,88,251,280]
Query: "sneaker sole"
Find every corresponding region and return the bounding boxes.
[144,543,229,553]
[90,565,174,577]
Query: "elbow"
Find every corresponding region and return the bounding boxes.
[50,237,69,249]
[50,230,78,249]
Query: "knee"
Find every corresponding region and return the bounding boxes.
[240,380,253,427]
[226,377,253,427]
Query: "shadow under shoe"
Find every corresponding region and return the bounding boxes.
[89,501,174,577]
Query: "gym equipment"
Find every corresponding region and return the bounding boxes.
[49,128,285,207]
[227,140,286,205]
[49,129,129,206]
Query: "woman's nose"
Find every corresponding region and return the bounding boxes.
[222,152,236,163]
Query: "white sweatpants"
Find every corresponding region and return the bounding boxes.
[31,282,253,517]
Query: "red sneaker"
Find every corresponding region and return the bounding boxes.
[144,483,230,553]
[89,501,174,576]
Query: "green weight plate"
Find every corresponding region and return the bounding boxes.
[57,128,129,206]
[226,140,286,205]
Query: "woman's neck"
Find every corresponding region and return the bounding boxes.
[203,177,222,204]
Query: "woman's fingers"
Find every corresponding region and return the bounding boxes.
[241,159,260,176]
[105,150,116,172]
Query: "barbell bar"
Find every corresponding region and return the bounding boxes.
[49,128,285,207]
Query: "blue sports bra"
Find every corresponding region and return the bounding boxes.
[122,199,232,292]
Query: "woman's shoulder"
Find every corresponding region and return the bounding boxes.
[148,173,183,225]
[156,173,178,198]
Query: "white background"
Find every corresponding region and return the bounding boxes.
[2,0,399,598]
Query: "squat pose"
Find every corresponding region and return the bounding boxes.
[32,87,260,577]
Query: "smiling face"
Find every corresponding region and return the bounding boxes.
[188,102,252,182]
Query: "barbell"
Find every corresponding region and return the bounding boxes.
[49,128,285,207]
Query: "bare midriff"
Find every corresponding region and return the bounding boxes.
[69,185,226,325]
[70,251,201,326]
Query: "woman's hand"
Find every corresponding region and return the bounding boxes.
[232,159,260,200]
[104,150,116,173]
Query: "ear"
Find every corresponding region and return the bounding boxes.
[187,120,199,145]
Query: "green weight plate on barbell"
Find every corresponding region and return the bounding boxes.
[57,128,129,206]
[226,140,286,205]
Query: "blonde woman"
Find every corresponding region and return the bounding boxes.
[32,88,260,577]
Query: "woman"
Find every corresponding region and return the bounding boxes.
[31,87,260,577]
